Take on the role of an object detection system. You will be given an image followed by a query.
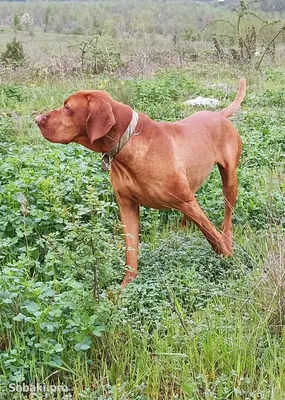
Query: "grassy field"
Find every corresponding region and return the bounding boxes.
[0,61,284,399]
[1,0,285,80]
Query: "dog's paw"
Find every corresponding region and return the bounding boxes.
[121,271,138,288]
[212,235,232,257]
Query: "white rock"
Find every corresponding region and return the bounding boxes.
[183,96,220,108]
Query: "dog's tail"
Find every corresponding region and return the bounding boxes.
[219,78,246,119]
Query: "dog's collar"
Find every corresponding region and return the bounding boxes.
[101,110,139,171]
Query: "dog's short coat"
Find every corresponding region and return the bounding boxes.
[36,78,246,287]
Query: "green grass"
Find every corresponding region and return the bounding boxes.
[0,66,284,399]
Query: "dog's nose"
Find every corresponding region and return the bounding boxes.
[35,114,47,125]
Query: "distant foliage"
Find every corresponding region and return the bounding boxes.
[43,5,52,27]
[0,0,284,76]
[203,0,285,68]
[79,36,124,74]
[260,0,285,11]
[1,37,25,67]
[20,13,34,28]
[13,14,21,31]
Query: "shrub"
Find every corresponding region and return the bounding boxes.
[79,35,124,74]
[1,37,25,67]
[13,14,21,31]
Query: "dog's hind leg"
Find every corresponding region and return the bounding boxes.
[180,214,192,228]
[218,165,239,254]
[176,197,230,256]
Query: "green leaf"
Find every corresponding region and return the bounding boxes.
[40,322,58,332]
[24,301,40,314]
[13,313,26,321]
[3,298,12,304]
[39,288,56,299]
[74,336,92,352]
[74,343,91,351]
[92,325,105,337]
[54,343,63,353]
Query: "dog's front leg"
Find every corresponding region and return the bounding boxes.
[116,195,140,287]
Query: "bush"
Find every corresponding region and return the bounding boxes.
[13,14,22,31]
[79,35,124,74]
[1,37,25,67]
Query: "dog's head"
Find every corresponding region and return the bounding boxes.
[36,90,130,151]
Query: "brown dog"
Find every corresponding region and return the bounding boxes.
[36,79,246,287]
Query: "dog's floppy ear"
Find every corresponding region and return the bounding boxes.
[86,98,115,144]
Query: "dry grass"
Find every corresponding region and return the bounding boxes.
[255,233,285,334]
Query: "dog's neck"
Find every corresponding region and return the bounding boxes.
[74,100,134,154]
[100,100,134,153]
